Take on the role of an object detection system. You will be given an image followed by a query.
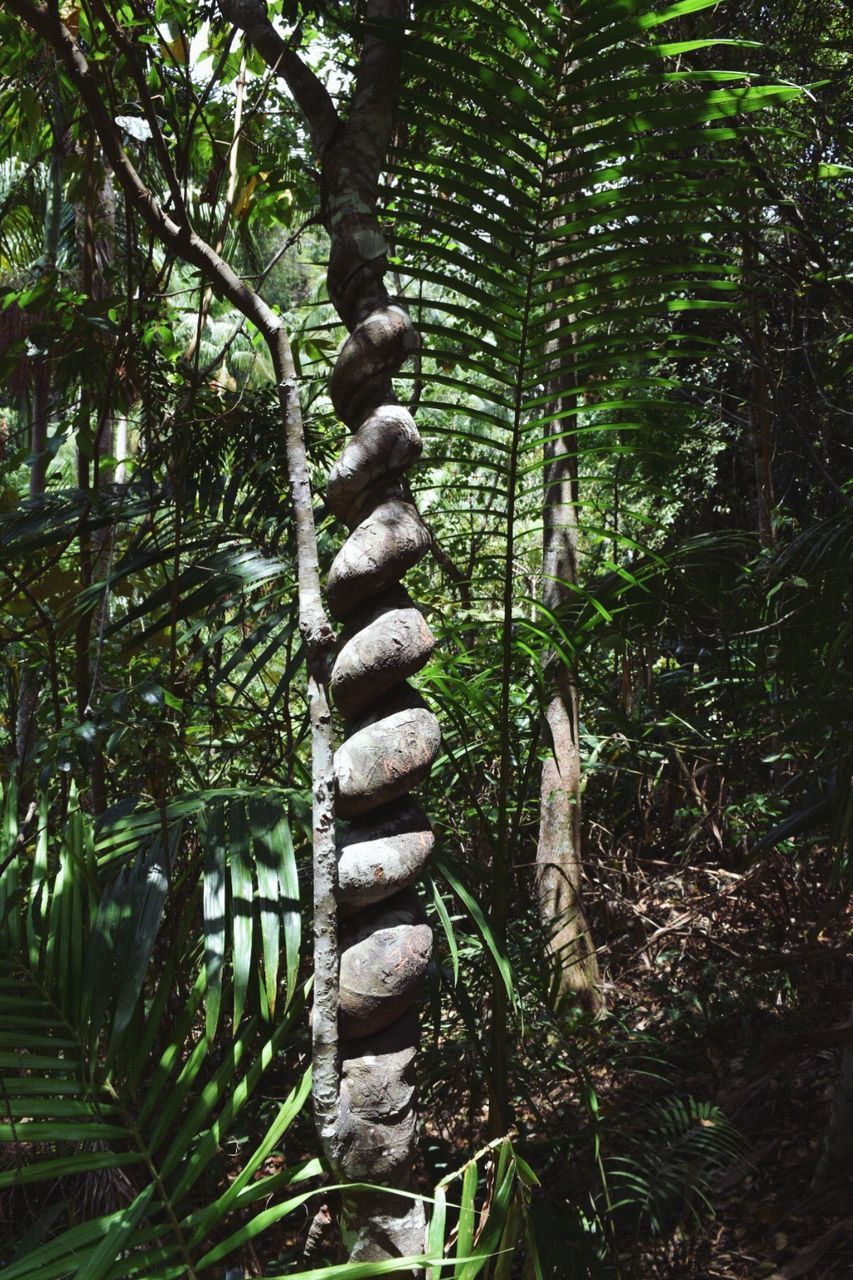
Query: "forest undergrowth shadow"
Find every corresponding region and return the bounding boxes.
[420,845,853,1279]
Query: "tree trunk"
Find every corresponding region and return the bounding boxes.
[537,671,601,1011]
[16,93,63,804]
[18,0,434,1262]
[74,137,115,816]
[812,998,853,1190]
[743,233,775,550]
[114,413,129,485]
[322,310,436,1262]
[535,322,602,1012]
[221,0,436,1261]
[317,18,437,1264]
[183,49,247,369]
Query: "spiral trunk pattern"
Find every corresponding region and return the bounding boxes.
[325,303,437,1261]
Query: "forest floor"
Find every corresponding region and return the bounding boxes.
[497,848,853,1279]
[212,847,853,1279]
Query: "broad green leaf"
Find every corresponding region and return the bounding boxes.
[436,858,517,1013]
[200,804,226,1040]
[229,799,253,1030]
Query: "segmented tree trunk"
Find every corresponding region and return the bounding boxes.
[217,2,444,1258]
[217,0,433,1260]
[320,213,438,1269]
[30,0,435,1257]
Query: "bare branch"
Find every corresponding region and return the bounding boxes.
[218,0,339,153]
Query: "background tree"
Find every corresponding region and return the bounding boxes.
[1,0,851,1277]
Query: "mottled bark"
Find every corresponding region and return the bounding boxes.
[338,800,434,912]
[223,0,434,1263]
[327,404,422,525]
[332,593,435,722]
[323,299,435,1261]
[536,666,601,1011]
[536,312,602,1013]
[326,498,432,621]
[336,1010,424,1259]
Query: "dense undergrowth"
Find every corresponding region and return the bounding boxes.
[1,0,851,1275]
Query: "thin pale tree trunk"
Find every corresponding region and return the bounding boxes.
[16,94,63,802]
[16,1,434,1263]
[535,312,602,1012]
[74,136,115,816]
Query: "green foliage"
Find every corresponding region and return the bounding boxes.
[0,0,850,1273]
[0,776,317,1278]
[381,0,813,1124]
[606,1097,746,1237]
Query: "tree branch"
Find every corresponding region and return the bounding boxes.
[89,0,188,221]
[349,0,407,177]
[6,0,340,1127]
[218,0,339,153]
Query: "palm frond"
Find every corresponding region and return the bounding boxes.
[378,0,800,1024]
[606,1096,746,1237]
[390,0,797,570]
[0,779,313,1279]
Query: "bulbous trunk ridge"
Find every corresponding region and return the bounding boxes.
[325,301,438,1260]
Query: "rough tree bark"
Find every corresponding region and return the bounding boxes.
[14,0,435,1263]
[536,291,602,1013]
[224,1,437,1261]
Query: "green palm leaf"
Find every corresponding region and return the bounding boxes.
[0,781,309,1279]
[383,0,799,1036]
